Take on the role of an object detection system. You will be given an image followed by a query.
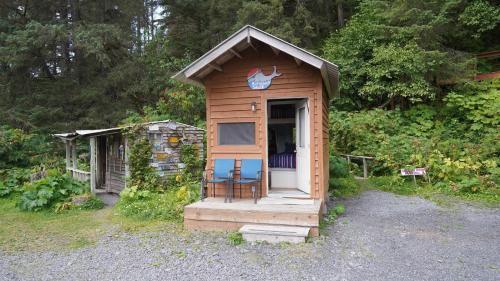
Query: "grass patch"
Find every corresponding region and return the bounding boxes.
[0,196,175,252]
[368,176,417,196]
[227,231,244,246]
[0,196,111,252]
[329,176,363,198]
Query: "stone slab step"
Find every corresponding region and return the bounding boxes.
[239,224,310,244]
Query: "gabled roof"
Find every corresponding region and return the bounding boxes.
[172,25,339,97]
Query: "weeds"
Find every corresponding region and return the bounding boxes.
[227,231,244,246]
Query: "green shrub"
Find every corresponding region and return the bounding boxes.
[0,126,60,170]
[18,172,88,211]
[329,176,361,198]
[179,144,204,181]
[77,196,105,210]
[227,231,244,246]
[0,168,30,197]
[116,181,199,222]
[329,80,499,200]
[126,125,163,191]
[329,155,350,178]
[334,204,345,215]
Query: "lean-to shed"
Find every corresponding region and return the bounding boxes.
[55,120,204,194]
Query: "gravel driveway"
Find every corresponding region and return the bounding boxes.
[1,190,499,281]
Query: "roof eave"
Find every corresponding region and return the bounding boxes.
[172,25,340,97]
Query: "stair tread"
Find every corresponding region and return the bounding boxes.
[239,224,310,237]
[258,197,314,205]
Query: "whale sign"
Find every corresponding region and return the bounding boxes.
[247,66,281,90]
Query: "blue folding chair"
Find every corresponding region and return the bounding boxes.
[233,159,262,204]
[203,159,235,203]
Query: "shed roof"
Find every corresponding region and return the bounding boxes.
[54,120,204,140]
[172,25,339,97]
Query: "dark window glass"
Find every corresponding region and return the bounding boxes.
[217,122,255,145]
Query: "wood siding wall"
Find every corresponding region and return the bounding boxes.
[203,47,328,201]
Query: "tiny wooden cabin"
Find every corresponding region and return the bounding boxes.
[174,26,339,237]
[55,120,204,194]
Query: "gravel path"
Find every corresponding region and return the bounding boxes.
[1,190,499,281]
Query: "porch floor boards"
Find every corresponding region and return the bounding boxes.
[184,197,322,236]
[267,188,310,199]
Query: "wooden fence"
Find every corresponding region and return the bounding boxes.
[341,154,374,179]
[67,167,91,182]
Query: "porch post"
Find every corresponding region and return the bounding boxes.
[65,140,71,170]
[90,137,96,193]
[124,136,129,180]
[72,139,78,169]
[363,157,368,179]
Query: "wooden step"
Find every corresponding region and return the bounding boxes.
[267,188,310,199]
[239,224,310,243]
[184,198,322,236]
[258,197,314,205]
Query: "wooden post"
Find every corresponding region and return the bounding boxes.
[346,155,351,173]
[363,157,368,179]
[124,136,129,186]
[71,140,77,169]
[90,137,96,193]
[65,140,71,170]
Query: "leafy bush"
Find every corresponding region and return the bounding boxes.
[445,79,499,131]
[329,155,350,178]
[0,168,30,197]
[126,126,163,191]
[77,196,105,210]
[0,126,59,170]
[116,181,199,222]
[329,176,361,198]
[179,144,204,181]
[18,172,88,211]
[328,155,362,198]
[330,80,499,200]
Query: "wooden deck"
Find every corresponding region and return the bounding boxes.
[184,197,323,236]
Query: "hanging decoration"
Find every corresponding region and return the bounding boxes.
[247,66,281,90]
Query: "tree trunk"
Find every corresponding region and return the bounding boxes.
[337,1,344,27]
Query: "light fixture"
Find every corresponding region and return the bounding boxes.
[251,102,257,112]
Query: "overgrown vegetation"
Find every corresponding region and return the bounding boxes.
[0,126,60,170]
[18,171,89,211]
[116,125,203,222]
[323,0,500,109]
[328,155,362,198]
[126,125,163,192]
[329,79,499,204]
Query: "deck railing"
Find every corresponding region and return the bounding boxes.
[67,167,91,182]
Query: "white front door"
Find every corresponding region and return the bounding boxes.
[295,99,310,194]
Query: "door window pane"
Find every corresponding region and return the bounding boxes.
[298,107,305,147]
[218,122,255,145]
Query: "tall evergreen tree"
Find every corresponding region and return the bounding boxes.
[0,0,158,132]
